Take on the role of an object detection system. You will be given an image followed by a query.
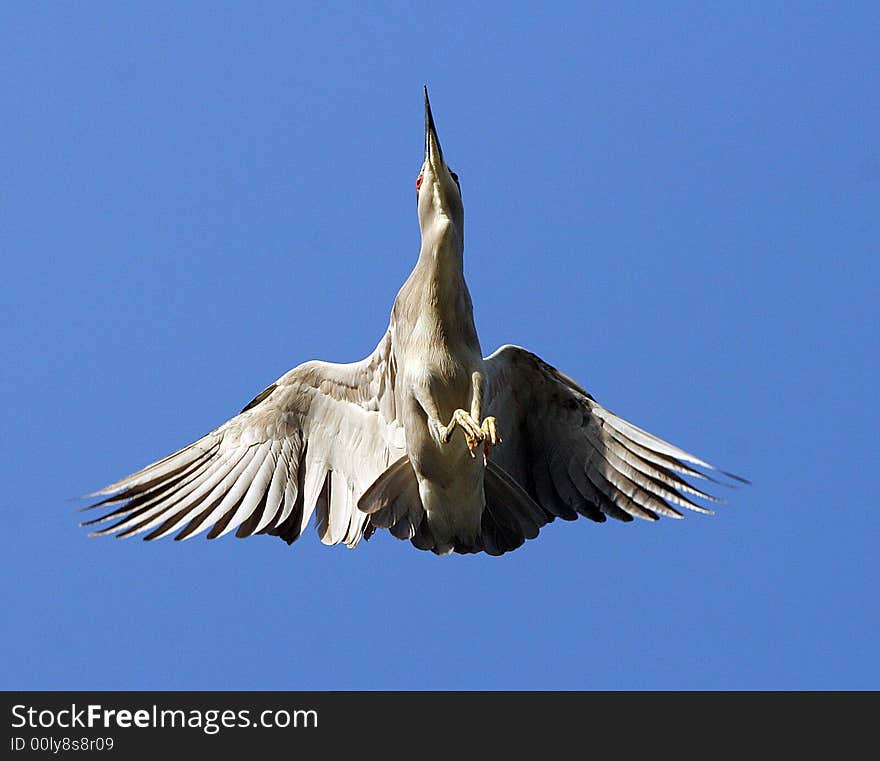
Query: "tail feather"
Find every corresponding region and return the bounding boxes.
[358,456,548,556]
[357,455,426,545]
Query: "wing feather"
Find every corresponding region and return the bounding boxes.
[90,446,247,537]
[590,405,714,469]
[248,438,291,535]
[271,435,302,529]
[84,331,403,549]
[86,439,219,499]
[603,424,717,483]
[153,443,264,541]
[210,440,280,539]
[484,345,741,532]
[81,453,213,528]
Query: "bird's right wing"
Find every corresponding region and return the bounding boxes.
[82,331,404,548]
[483,345,743,532]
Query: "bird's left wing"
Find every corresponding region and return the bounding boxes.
[82,331,404,548]
[483,345,742,532]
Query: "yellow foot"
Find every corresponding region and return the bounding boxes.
[481,416,500,463]
[441,409,484,455]
[481,416,499,445]
[441,412,501,460]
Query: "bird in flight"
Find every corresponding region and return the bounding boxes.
[83,88,745,556]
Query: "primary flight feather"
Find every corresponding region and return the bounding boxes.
[83,88,745,556]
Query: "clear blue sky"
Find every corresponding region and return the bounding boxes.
[2,3,877,690]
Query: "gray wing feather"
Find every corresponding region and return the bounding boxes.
[484,344,740,528]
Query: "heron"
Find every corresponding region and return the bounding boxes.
[82,87,745,556]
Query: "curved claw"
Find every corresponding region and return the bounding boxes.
[481,416,500,464]
[481,416,499,445]
[441,411,500,461]
[442,409,483,453]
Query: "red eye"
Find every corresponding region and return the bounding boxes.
[416,175,423,190]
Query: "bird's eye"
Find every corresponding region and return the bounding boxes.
[450,171,460,188]
[416,175,423,190]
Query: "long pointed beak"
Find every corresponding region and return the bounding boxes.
[424,85,444,169]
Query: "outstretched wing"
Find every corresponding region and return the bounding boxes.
[484,345,743,531]
[82,331,404,547]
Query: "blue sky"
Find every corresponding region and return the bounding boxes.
[2,3,878,690]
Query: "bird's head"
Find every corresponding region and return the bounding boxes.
[416,87,463,241]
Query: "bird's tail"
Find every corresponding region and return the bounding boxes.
[478,461,548,555]
[358,456,426,543]
[358,457,547,556]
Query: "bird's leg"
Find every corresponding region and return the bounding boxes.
[414,386,483,454]
[471,372,500,463]
[441,409,484,455]
[476,418,497,464]
[414,378,498,458]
